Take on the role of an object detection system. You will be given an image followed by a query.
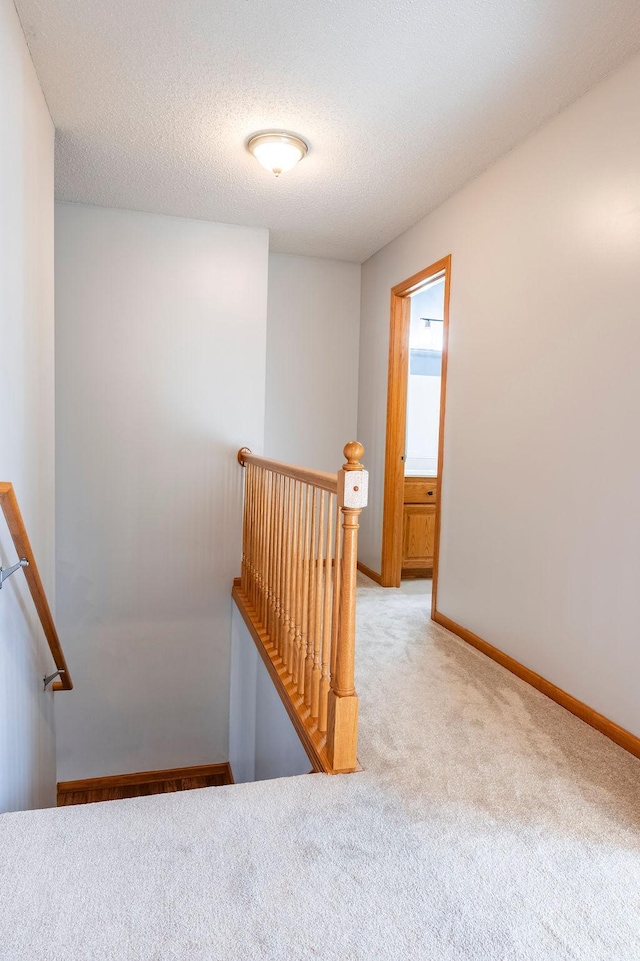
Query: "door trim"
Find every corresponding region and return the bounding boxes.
[381,255,451,614]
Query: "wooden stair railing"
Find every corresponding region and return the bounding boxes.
[233,442,368,773]
[0,483,73,691]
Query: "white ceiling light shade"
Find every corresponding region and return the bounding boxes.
[247,132,308,177]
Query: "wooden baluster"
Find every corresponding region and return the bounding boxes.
[250,466,256,605]
[243,463,251,598]
[240,459,249,594]
[264,470,271,622]
[294,482,305,692]
[300,484,312,697]
[278,468,289,655]
[253,465,261,611]
[293,480,303,677]
[273,471,281,638]
[263,469,270,631]
[261,469,271,628]
[256,467,264,617]
[316,495,333,725]
[281,475,291,663]
[307,489,325,707]
[293,482,305,688]
[306,490,318,692]
[291,478,299,677]
[285,477,296,674]
[327,442,366,773]
[290,479,299,682]
[287,481,299,676]
[252,467,261,611]
[274,472,284,652]
[267,470,277,638]
[252,465,258,610]
[259,467,266,621]
[330,488,342,680]
[280,477,293,663]
[247,464,255,606]
[282,473,291,661]
[298,488,317,707]
[272,474,279,630]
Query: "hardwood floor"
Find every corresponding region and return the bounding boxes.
[57,763,234,806]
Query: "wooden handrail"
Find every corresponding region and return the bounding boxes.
[0,483,72,691]
[237,449,338,494]
[233,442,367,773]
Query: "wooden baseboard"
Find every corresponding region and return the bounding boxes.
[433,610,640,761]
[357,561,382,585]
[57,762,234,805]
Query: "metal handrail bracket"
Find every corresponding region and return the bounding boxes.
[43,669,66,691]
[0,558,29,589]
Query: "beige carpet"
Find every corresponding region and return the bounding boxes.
[1,576,639,960]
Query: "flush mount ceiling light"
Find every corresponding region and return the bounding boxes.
[247,132,308,177]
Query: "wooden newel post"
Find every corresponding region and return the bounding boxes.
[327,441,368,773]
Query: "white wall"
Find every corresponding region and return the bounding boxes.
[265,254,361,473]
[55,204,268,780]
[228,602,258,784]
[254,656,311,781]
[358,52,640,736]
[0,0,56,811]
[229,602,311,783]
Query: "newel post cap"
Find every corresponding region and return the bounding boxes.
[343,441,364,471]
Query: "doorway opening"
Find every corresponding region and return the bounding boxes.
[381,256,451,614]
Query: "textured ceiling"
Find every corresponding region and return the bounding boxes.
[15,0,640,261]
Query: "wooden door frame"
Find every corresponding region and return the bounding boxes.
[380,254,451,615]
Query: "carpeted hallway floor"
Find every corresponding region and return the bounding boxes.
[1,576,639,960]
